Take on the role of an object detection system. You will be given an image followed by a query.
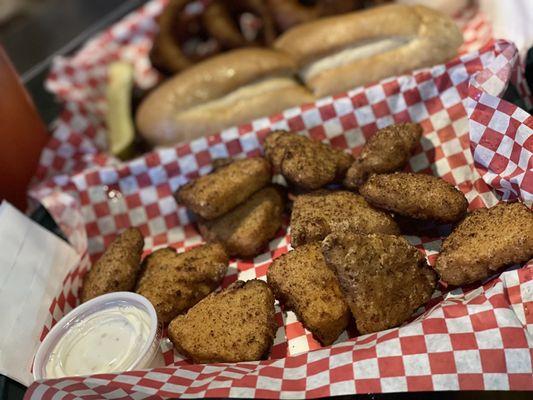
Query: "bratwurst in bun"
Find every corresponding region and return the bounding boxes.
[274,4,463,97]
[136,47,314,146]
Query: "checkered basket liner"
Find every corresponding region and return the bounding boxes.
[25,1,532,398]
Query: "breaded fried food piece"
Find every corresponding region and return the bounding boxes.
[176,157,271,220]
[136,243,228,323]
[168,279,277,363]
[344,123,422,190]
[360,172,468,222]
[435,202,533,286]
[81,228,144,303]
[267,243,350,345]
[322,232,437,335]
[264,130,353,190]
[198,186,285,258]
[211,157,233,170]
[290,190,399,247]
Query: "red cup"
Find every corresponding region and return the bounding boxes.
[0,45,49,211]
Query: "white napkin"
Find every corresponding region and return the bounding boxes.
[0,201,80,386]
[480,0,533,57]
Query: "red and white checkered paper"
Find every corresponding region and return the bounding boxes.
[25,1,533,398]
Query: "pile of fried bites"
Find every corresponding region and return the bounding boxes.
[80,123,533,364]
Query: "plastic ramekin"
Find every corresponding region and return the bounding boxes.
[33,292,161,381]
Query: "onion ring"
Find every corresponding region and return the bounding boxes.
[202,0,277,47]
[267,0,363,32]
[150,0,221,75]
[150,0,381,75]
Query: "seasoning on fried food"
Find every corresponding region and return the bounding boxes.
[211,157,233,170]
[344,123,422,190]
[168,279,277,363]
[322,232,437,334]
[267,243,350,345]
[360,172,468,222]
[176,157,272,220]
[435,202,533,286]
[290,190,399,247]
[198,185,285,258]
[264,130,353,190]
[81,227,144,303]
[136,243,228,323]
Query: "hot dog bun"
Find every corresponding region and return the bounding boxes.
[136,47,314,146]
[397,0,471,17]
[274,4,463,97]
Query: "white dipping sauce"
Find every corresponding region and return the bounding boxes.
[45,304,151,378]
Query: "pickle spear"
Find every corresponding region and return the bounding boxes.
[106,61,135,159]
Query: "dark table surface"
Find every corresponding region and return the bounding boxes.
[0,0,148,125]
[1,1,532,399]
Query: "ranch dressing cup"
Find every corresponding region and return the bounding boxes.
[33,292,161,380]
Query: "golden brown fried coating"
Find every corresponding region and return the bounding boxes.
[264,130,353,190]
[322,232,437,335]
[360,172,468,222]
[435,202,533,286]
[290,190,399,247]
[136,243,228,323]
[211,157,233,170]
[198,186,285,258]
[168,279,277,363]
[176,157,272,220]
[267,243,350,345]
[344,123,422,190]
[81,228,144,303]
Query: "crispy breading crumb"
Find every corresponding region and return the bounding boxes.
[344,123,422,190]
[435,202,533,285]
[136,243,228,323]
[198,186,285,258]
[290,190,399,247]
[264,130,353,190]
[176,157,272,220]
[322,232,437,335]
[267,243,350,345]
[360,172,468,222]
[81,227,144,303]
[168,279,277,363]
